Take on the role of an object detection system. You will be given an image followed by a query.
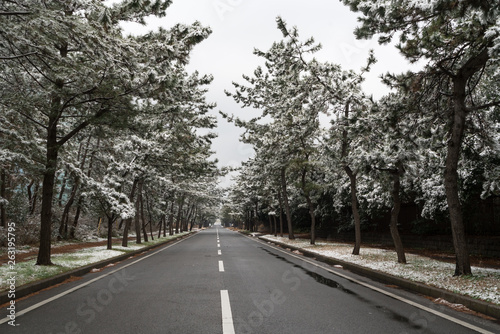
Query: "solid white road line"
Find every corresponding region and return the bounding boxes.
[219,260,225,272]
[220,290,235,334]
[249,236,495,334]
[0,233,197,325]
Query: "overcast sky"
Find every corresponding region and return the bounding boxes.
[125,0,420,187]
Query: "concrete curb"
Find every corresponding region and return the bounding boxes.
[257,236,500,320]
[0,232,195,305]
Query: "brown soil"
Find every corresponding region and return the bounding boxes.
[0,238,134,264]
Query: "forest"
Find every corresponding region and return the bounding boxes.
[0,1,222,266]
[221,2,500,276]
[1,1,499,278]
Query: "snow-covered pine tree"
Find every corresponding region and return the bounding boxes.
[226,18,331,241]
[342,0,500,275]
[0,0,212,264]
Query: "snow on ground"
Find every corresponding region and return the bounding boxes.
[0,232,190,292]
[50,247,126,268]
[261,235,500,305]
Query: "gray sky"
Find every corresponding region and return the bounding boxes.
[126,0,420,187]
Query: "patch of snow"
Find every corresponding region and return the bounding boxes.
[434,298,471,313]
[262,235,500,305]
[112,245,143,251]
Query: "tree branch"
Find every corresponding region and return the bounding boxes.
[0,52,37,60]
[458,47,490,80]
[18,111,48,129]
[57,106,110,146]
[467,100,500,111]
[0,11,31,16]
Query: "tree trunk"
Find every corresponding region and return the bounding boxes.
[135,180,143,244]
[175,195,185,234]
[145,191,154,240]
[66,137,93,239]
[273,215,278,237]
[149,219,154,240]
[442,48,488,275]
[190,208,196,231]
[37,113,59,265]
[346,167,361,255]
[67,136,93,239]
[301,168,316,245]
[28,180,39,215]
[445,76,472,275]
[278,190,284,237]
[168,199,175,236]
[69,196,83,239]
[281,167,295,239]
[184,202,194,232]
[59,180,78,239]
[192,206,198,231]
[163,213,167,237]
[158,214,165,238]
[268,215,273,235]
[341,101,361,255]
[190,206,197,232]
[305,195,316,245]
[254,200,259,233]
[57,170,68,207]
[248,210,253,232]
[0,169,6,228]
[139,183,148,242]
[27,179,34,210]
[122,178,138,247]
[107,214,115,250]
[389,165,406,264]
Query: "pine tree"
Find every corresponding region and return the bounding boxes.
[342,0,500,275]
[0,0,212,264]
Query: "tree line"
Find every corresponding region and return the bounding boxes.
[223,1,500,276]
[0,1,221,265]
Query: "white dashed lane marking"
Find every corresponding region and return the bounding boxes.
[218,229,234,334]
[220,290,235,334]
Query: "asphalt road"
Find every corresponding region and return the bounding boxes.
[1,226,500,334]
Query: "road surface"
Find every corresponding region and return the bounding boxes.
[1,226,499,333]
